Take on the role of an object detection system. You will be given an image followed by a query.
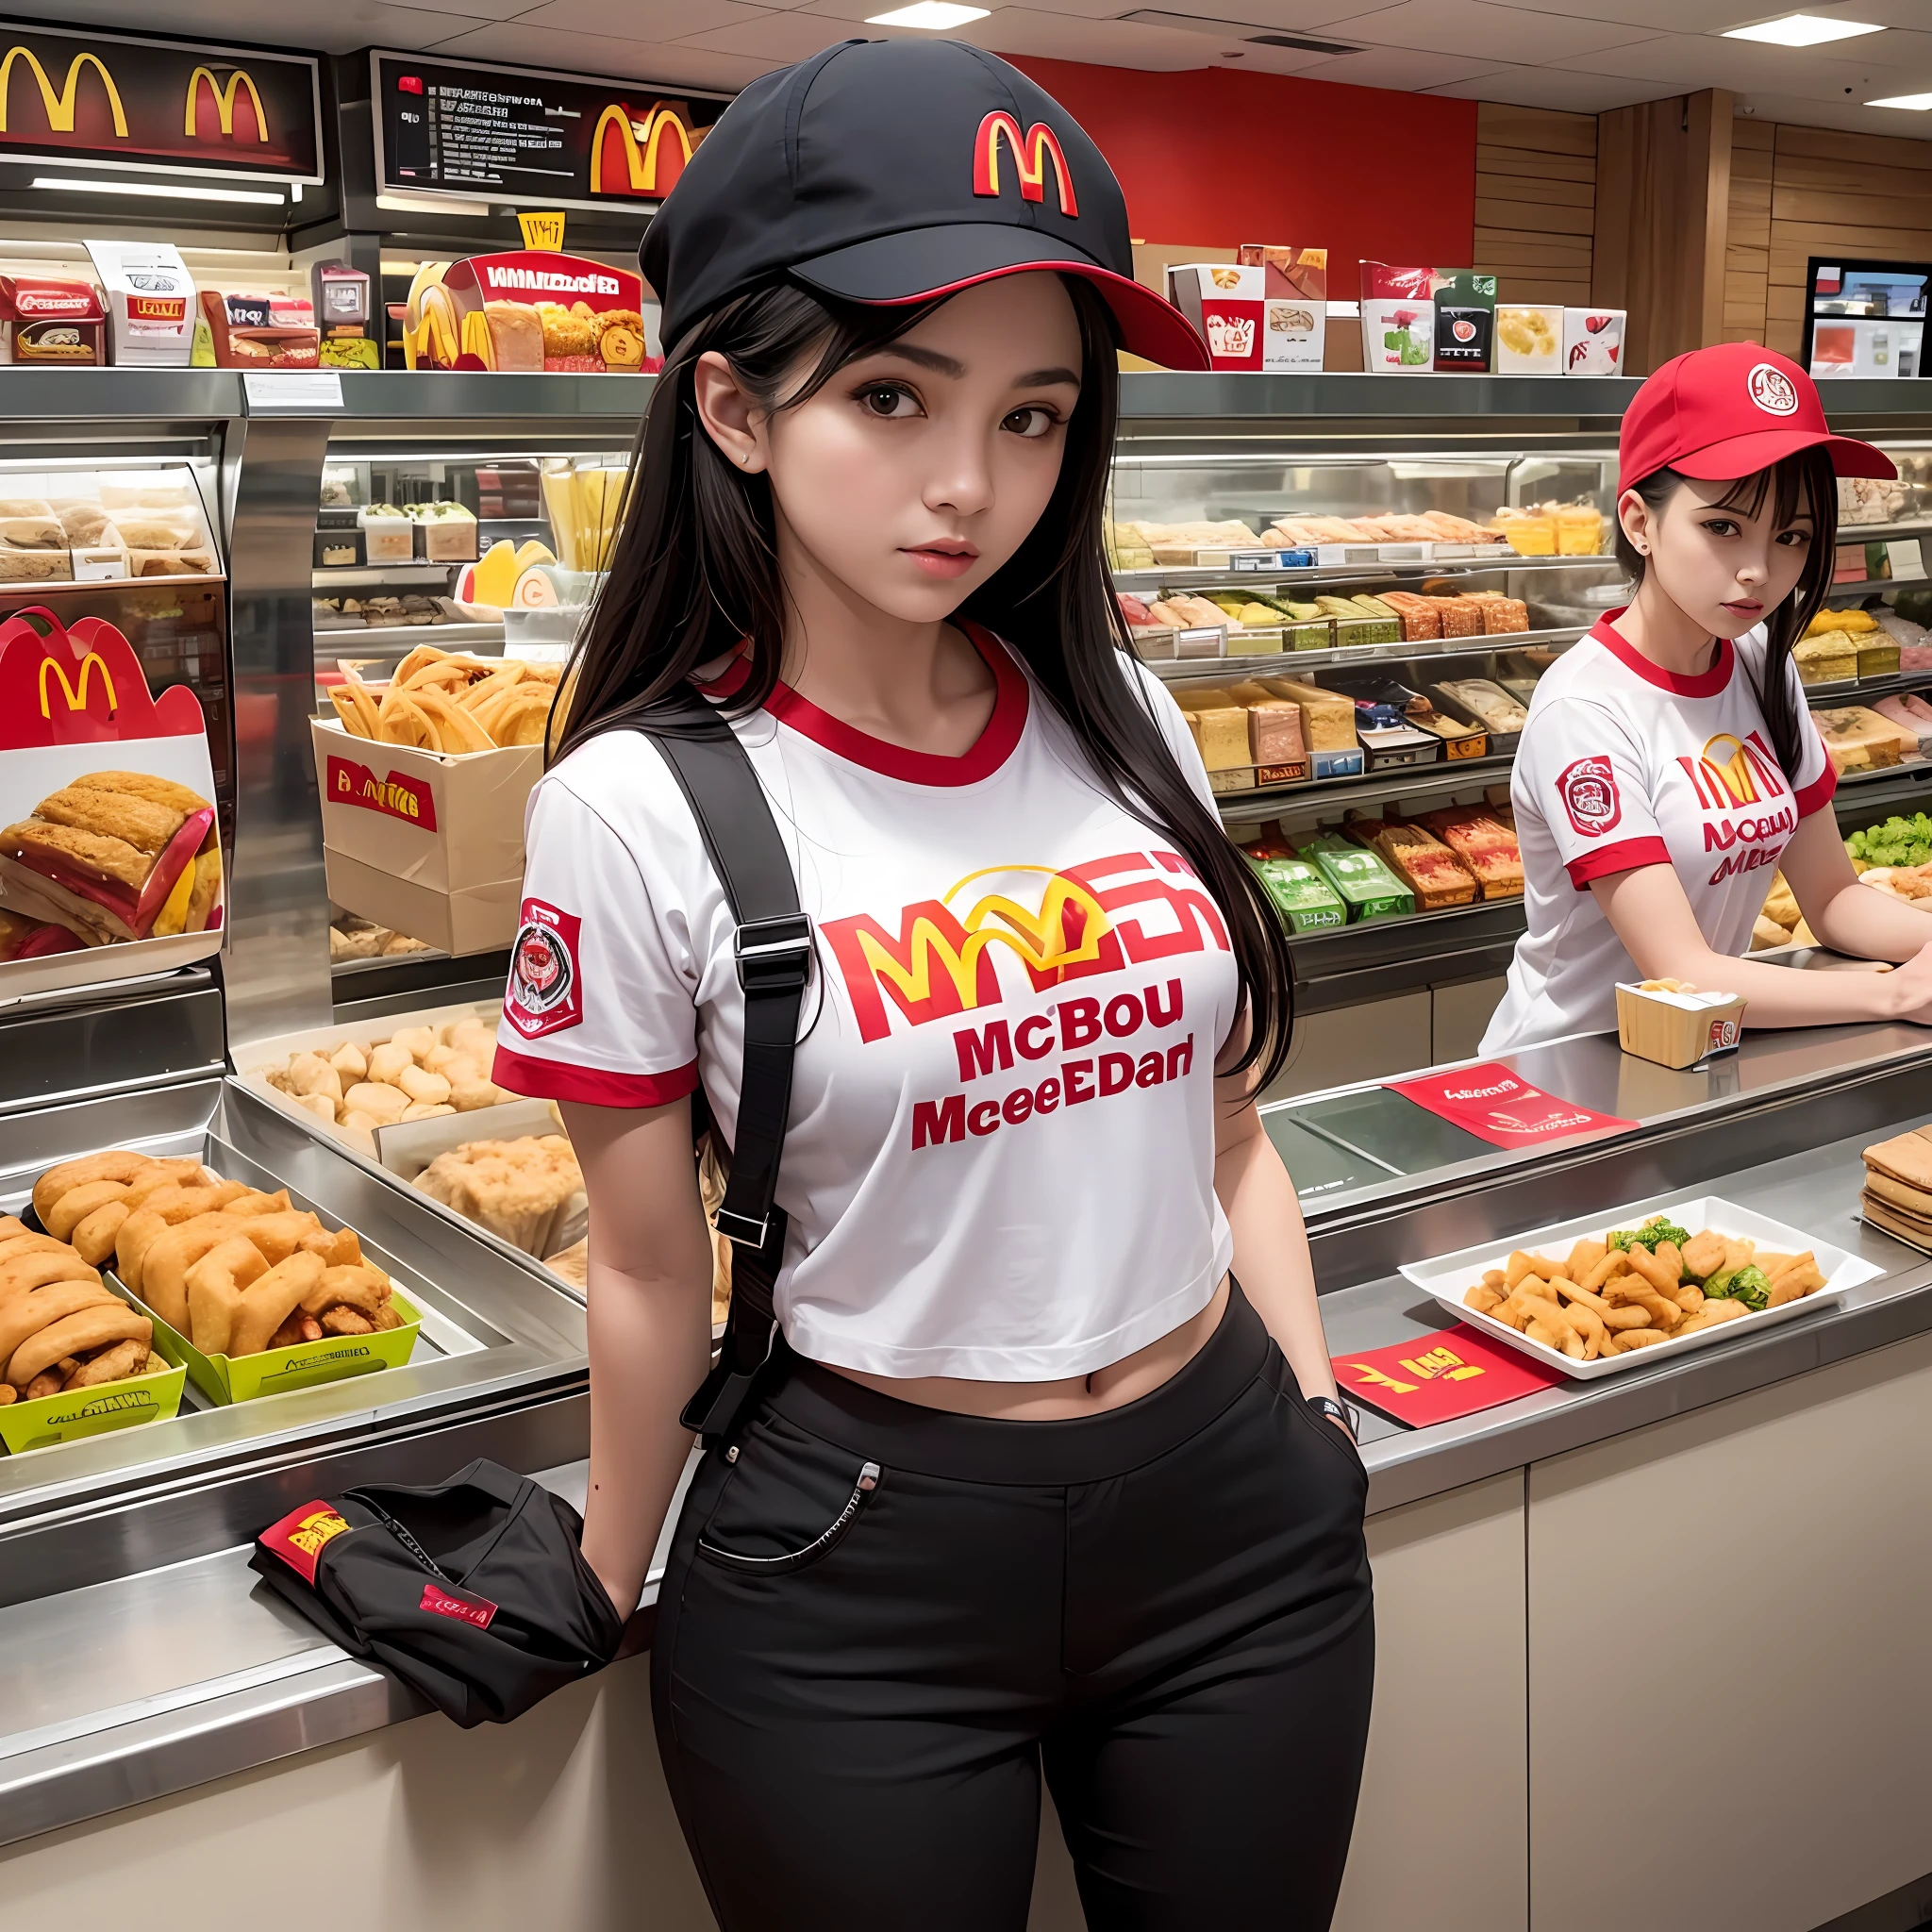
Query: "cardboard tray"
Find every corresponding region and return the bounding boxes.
[1424,683,1524,756]
[230,1003,586,1298]
[0,1308,186,1454]
[1400,1192,1884,1382]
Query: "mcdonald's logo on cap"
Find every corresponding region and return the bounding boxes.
[0,45,126,138]
[185,65,268,143]
[38,650,117,721]
[972,111,1076,219]
[591,101,699,196]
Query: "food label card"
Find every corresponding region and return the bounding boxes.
[1387,1061,1638,1150]
[1333,1324,1565,1427]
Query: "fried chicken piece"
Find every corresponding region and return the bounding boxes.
[321,1305,375,1336]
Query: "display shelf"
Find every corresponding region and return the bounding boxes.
[312,562,458,588]
[1114,552,1622,595]
[315,620,505,650]
[1826,577,1922,598]
[0,569,224,593]
[1288,894,1526,1012]
[1833,518,1932,546]
[1150,624,1585,683]
[1218,753,1515,824]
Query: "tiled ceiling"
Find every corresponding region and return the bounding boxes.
[41,0,1932,135]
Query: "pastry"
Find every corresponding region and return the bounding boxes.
[414,1134,585,1257]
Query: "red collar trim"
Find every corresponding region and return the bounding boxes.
[1592,608,1735,699]
[691,623,1029,787]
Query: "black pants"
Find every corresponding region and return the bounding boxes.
[652,1284,1374,1930]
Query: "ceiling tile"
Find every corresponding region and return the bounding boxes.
[40,0,499,50]
[1550,28,1913,101]
[1739,90,1932,135]
[505,0,770,38]
[960,8,1234,66]
[1321,0,1660,61]
[427,21,778,83]
[1289,42,1515,84]
[1499,0,1823,28]
[1427,62,1679,107]
[676,13,866,58]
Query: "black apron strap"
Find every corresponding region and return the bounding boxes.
[641,700,808,1445]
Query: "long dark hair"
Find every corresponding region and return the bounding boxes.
[553,274,1294,1086]
[1614,446,1837,783]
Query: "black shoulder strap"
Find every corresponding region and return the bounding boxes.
[637,699,808,1444]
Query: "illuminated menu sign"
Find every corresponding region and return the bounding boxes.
[0,25,321,183]
[371,51,725,214]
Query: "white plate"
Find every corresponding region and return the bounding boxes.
[1401,1193,1885,1380]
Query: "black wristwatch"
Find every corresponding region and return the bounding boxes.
[1307,1395,1359,1441]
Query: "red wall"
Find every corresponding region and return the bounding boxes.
[1009,57,1478,280]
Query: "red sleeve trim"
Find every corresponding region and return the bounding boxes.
[1793,759,1838,819]
[1566,837,1673,890]
[491,1043,699,1110]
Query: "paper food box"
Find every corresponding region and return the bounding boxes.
[0,605,224,998]
[1562,308,1626,376]
[1616,981,1746,1069]
[198,290,321,370]
[1433,271,1496,372]
[1236,245,1328,372]
[84,240,194,367]
[311,716,542,957]
[404,254,647,374]
[1359,264,1435,374]
[1495,305,1564,375]
[0,277,106,365]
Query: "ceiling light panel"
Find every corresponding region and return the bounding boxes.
[32,176,285,207]
[1722,12,1884,43]
[866,2,991,24]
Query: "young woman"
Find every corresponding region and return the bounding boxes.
[1485,342,1932,1054]
[491,42,1373,1932]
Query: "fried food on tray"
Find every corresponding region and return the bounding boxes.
[326,647,562,755]
[1463,1214,1826,1361]
[25,1146,402,1360]
[260,1013,508,1152]
[413,1134,583,1259]
[0,1213,166,1404]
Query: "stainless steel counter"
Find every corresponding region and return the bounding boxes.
[8,1018,1932,1851]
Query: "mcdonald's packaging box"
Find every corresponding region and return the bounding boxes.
[404,254,646,375]
[0,603,224,996]
[83,241,194,367]
[1167,263,1319,374]
[311,716,542,957]
[1616,981,1746,1070]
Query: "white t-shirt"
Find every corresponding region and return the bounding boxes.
[1483,610,1835,1055]
[493,625,1240,1381]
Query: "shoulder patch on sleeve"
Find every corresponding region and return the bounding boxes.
[505,899,583,1038]
[1557,754,1623,839]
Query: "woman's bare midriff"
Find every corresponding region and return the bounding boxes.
[818,1275,1231,1420]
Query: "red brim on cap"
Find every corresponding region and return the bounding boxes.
[792,223,1210,371]
[1669,427,1898,486]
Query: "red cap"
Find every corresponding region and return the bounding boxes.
[1617,342,1895,496]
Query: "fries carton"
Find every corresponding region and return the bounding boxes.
[0,1321,186,1453]
[310,717,541,956]
[121,1283,421,1406]
[1615,982,1746,1070]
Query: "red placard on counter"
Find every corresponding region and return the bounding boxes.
[1333,1324,1565,1428]
[1386,1061,1638,1150]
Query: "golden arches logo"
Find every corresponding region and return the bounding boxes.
[185,66,267,143]
[1700,734,1763,808]
[851,866,1111,1014]
[0,46,127,138]
[972,111,1077,218]
[591,102,695,195]
[38,651,116,720]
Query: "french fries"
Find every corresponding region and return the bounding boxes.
[327,646,563,756]
[1463,1217,1827,1363]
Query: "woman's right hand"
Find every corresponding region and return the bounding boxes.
[1880,941,1932,1024]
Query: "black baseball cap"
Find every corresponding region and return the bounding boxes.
[641,39,1208,370]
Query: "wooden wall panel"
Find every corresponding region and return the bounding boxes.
[1757,119,1932,365]
[1474,101,1597,306]
[1724,118,1774,345]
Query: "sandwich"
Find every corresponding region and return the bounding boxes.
[484,301,543,373]
[0,771,222,946]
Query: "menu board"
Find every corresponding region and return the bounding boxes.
[0,25,320,184]
[371,50,726,215]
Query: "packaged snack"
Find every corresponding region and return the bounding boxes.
[359,505,415,563]
[405,254,646,374]
[1297,834,1413,921]
[1236,245,1329,373]
[1433,271,1496,373]
[1562,308,1625,375]
[409,502,479,562]
[83,241,194,367]
[1359,264,1435,374]
[199,291,321,370]
[1253,857,1346,932]
[0,277,106,364]
[1495,305,1563,375]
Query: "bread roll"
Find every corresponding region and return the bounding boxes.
[343,1081,409,1124]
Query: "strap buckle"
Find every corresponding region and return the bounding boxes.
[713,1205,771,1248]
[734,913,812,995]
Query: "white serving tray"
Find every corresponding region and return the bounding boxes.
[1401,1192,1885,1380]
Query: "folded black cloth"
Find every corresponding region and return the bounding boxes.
[252,1457,625,1728]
